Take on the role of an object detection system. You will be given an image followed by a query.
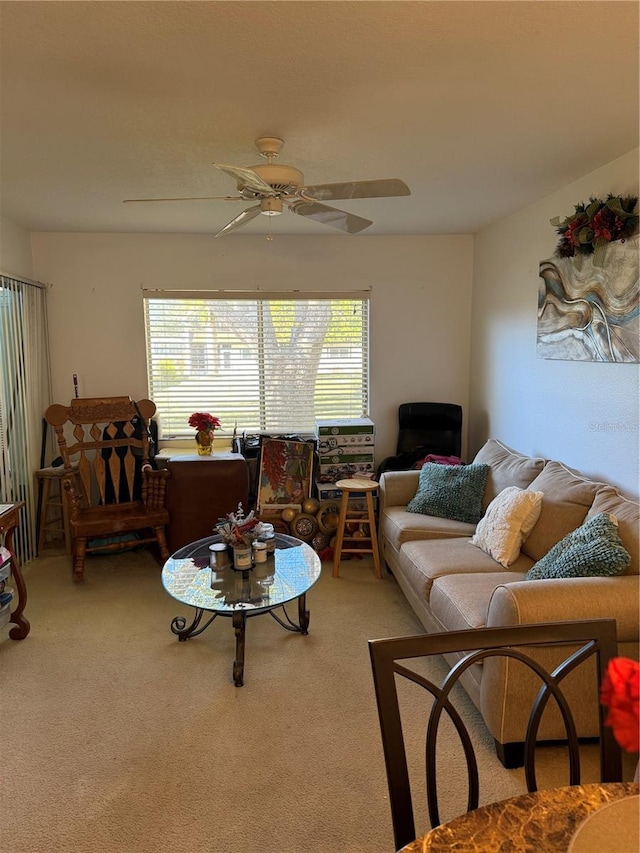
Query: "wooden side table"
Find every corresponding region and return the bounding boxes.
[157,452,249,553]
[0,501,30,639]
[332,478,382,579]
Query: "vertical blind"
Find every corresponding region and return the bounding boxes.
[143,291,370,437]
[0,274,51,563]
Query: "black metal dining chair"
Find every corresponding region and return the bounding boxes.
[368,620,622,851]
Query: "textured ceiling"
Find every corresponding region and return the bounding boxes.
[0,1,638,238]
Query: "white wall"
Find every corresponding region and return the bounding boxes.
[0,216,33,279]
[470,149,639,496]
[30,233,474,462]
[24,149,640,495]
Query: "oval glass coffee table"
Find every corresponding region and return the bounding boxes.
[161,532,321,686]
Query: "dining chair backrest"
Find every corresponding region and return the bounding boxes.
[368,619,622,852]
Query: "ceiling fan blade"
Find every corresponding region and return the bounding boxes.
[302,178,410,202]
[215,205,262,237]
[123,196,244,203]
[288,200,372,234]
[213,164,275,195]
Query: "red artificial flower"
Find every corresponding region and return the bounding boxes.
[600,657,640,753]
[592,208,614,242]
[188,412,221,433]
[563,219,581,250]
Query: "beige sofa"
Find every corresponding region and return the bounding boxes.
[378,439,640,767]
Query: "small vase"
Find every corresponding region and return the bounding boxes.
[196,429,213,456]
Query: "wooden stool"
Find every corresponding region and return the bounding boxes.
[35,466,73,554]
[332,477,382,579]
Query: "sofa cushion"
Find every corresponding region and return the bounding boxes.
[526,512,631,580]
[430,572,528,631]
[470,486,544,567]
[406,462,489,524]
[587,487,639,575]
[380,506,476,551]
[521,461,601,562]
[472,439,546,511]
[397,537,534,602]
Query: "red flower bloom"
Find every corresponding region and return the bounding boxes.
[188,412,221,433]
[592,208,614,242]
[600,657,640,753]
[564,218,582,249]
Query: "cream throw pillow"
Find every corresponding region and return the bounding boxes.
[470,486,544,567]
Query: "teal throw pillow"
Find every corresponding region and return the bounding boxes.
[406,462,489,524]
[526,512,631,580]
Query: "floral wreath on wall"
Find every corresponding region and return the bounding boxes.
[539,192,640,363]
[551,193,638,266]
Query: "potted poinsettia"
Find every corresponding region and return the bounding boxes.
[188,412,221,455]
[600,656,639,782]
[600,657,639,753]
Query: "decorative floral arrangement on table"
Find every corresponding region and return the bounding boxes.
[600,656,639,754]
[188,412,222,435]
[189,413,221,454]
[551,194,638,261]
[216,503,269,548]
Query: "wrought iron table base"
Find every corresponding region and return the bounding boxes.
[170,593,310,686]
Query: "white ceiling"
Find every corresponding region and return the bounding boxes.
[1,1,638,238]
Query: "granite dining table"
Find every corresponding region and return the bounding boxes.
[399,782,639,853]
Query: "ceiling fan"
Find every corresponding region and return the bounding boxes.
[123,137,410,237]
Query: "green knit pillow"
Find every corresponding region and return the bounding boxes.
[406,462,489,524]
[526,512,631,580]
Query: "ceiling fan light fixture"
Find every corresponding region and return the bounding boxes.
[124,136,410,235]
[260,197,283,216]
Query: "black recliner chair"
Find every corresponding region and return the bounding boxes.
[376,402,463,478]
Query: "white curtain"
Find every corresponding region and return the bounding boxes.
[0,274,51,562]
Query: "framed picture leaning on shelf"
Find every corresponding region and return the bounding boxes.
[257,437,315,517]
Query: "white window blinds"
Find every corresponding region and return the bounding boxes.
[0,274,51,562]
[143,292,369,437]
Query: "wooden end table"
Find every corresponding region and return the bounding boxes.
[0,501,30,639]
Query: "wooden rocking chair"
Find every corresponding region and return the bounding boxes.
[44,396,170,582]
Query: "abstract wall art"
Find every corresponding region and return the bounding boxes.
[537,195,639,362]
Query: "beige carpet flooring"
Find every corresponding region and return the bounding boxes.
[1,546,627,853]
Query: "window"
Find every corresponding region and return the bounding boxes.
[143,292,369,437]
[0,274,51,562]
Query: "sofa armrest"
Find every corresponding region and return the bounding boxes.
[379,470,420,512]
[487,576,640,642]
[481,576,640,746]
